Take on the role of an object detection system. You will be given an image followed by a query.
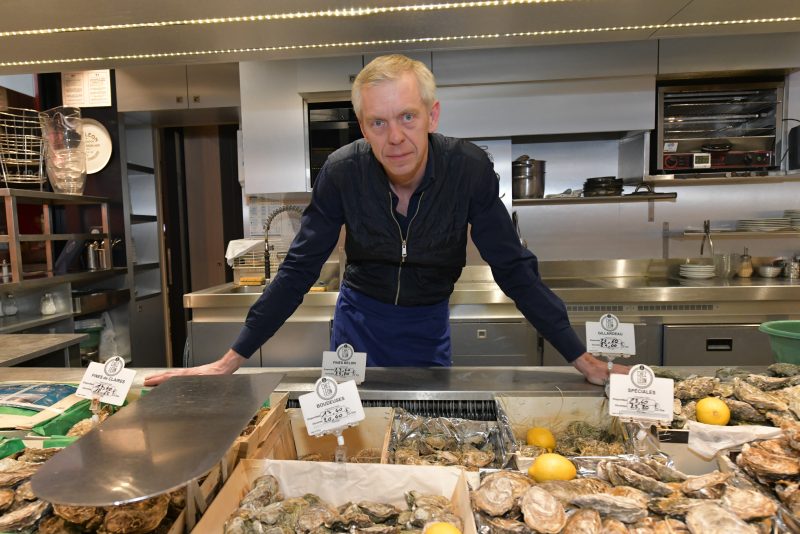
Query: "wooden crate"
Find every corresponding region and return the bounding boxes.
[195,459,477,533]
[231,391,289,460]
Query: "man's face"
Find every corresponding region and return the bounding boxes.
[357,72,440,187]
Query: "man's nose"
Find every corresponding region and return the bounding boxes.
[387,121,404,144]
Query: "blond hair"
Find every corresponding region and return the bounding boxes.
[351,54,437,118]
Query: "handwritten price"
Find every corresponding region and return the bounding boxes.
[321,406,355,424]
[91,382,118,398]
[600,338,628,350]
[331,367,355,378]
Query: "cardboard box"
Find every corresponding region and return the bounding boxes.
[194,459,477,533]
[273,407,393,463]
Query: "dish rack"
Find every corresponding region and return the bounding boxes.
[232,249,287,285]
[0,107,46,187]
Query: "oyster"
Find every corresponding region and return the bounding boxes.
[737,442,800,480]
[66,410,110,437]
[101,494,170,534]
[299,453,324,462]
[724,398,768,424]
[654,518,689,533]
[768,362,800,377]
[720,486,777,521]
[358,501,401,524]
[419,434,455,454]
[472,470,531,516]
[765,410,797,428]
[648,496,716,516]
[405,491,452,511]
[606,464,673,496]
[680,471,731,499]
[0,488,14,512]
[430,450,461,465]
[53,503,106,530]
[571,494,647,524]
[774,385,800,420]
[240,475,283,509]
[485,517,530,533]
[0,459,37,487]
[520,486,566,533]
[0,499,49,531]
[14,480,34,501]
[297,501,339,532]
[614,461,660,480]
[674,377,717,400]
[679,401,697,427]
[17,446,60,463]
[394,447,421,465]
[673,398,682,416]
[606,485,649,508]
[712,382,735,398]
[461,446,494,468]
[38,515,83,534]
[599,518,628,533]
[744,374,798,391]
[653,367,689,381]
[715,367,751,381]
[561,508,601,534]
[356,526,399,533]
[774,480,800,515]
[733,378,788,412]
[684,502,757,534]
[642,459,688,483]
[334,502,372,529]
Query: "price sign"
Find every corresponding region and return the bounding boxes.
[586,314,636,356]
[76,356,135,406]
[298,377,365,437]
[609,364,674,423]
[321,343,366,385]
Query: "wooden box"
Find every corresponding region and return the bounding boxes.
[195,459,477,533]
[230,392,289,462]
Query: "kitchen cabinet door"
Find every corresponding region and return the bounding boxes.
[116,65,188,112]
[450,320,539,366]
[296,56,363,93]
[186,63,240,108]
[188,321,262,367]
[130,296,167,367]
[662,324,774,366]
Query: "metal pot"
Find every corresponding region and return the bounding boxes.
[512,156,545,199]
[85,241,100,271]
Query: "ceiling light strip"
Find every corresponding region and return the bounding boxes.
[1,17,797,68]
[0,0,572,38]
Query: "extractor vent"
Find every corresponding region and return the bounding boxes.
[567,304,624,313]
[637,304,714,312]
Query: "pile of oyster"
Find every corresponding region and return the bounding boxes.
[0,446,185,533]
[471,457,784,533]
[224,474,463,533]
[663,363,800,429]
[517,421,626,459]
[390,409,500,469]
[299,447,384,464]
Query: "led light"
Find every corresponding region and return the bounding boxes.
[0,1,571,38]
[0,17,797,68]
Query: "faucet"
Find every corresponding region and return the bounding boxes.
[263,205,305,279]
[700,219,714,258]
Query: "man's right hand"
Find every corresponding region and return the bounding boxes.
[143,349,247,386]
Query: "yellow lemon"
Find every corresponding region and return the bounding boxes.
[423,522,462,534]
[525,427,556,451]
[696,397,731,426]
[527,453,577,483]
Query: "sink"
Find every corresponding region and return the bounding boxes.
[208,285,266,294]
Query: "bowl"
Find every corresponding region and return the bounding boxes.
[759,321,800,363]
[757,265,782,278]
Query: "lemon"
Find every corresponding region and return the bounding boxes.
[696,396,731,426]
[423,522,462,534]
[527,453,577,483]
[525,427,556,451]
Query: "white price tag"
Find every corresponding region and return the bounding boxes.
[76,356,135,406]
[322,344,366,385]
[609,364,674,423]
[663,142,679,153]
[586,314,636,356]
[298,377,365,437]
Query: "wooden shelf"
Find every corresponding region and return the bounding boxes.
[131,214,157,224]
[512,193,677,205]
[19,233,108,242]
[0,188,112,205]
[0,311,74,335]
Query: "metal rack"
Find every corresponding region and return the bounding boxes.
[0,107,45,187]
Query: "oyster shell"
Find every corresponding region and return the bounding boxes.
[712,382,735,398]
[647,496,713,516]
[599,518,628,533]
[570,494,647,524]
[461,446,494,468]
[0,488,14,512]
[430,450,461,466]
[642,459,688,483]
[684,502,757,534]
[561,508,600,533]
[720,486,777,521]
[394,447,421,465]
[680,471,731,499]
[615,461,660,480]
[17,446,60,463]
[356,526,399,533]
[536,480,594,507]
[606,464,673,497]
[66,410,110,437]
[520,486,566,533]
[101,494,170,534]
[358,501,401,524]
[724,398,768,424]
[405,491,452,511]
[774,385,800,420]
[768,362,800,377]
[673,398,682,416]
[334,502,372,529]
[715,367,751,381]
[606,485,649,508]
[733,378,788,412]
[299,453,324,462]
[744,374,798,391]
[53,503,106,530]
[472,470,531,516]
[655,518,689,533]
[38,515,83,534]
[737,442,800,480]
[485,517,530,533]
[240,475,283,509]
[0,499,49,531]
[0,459,37,487]
[674,377,717,400]
[774,480,800,515]
[297,502,339,532]
[351,448,384,464]
[12,480,33,502]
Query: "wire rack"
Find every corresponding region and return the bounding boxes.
[0,107,46,187]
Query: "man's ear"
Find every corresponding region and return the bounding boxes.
[428,101,441,133]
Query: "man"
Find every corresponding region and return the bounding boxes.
[146,54,627,387]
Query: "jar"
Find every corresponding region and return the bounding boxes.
[737,248,753,278]
[3,293,17,316]
[40,293,56,316]
[786,258,800,279]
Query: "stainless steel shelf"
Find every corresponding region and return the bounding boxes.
[19,233,108,242]
[682,230,800,238]
[0,268,127,291]
[647,175,800,186]
[0,189,112,205]
[0,311,74,335]
[512,193,676,205]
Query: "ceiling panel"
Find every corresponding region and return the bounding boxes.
[665,0,800,22]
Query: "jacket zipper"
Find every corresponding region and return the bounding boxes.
[389,191,424,305]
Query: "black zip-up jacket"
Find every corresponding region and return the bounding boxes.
[232,134,585,363]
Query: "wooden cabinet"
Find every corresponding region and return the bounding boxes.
[116,63,240,112]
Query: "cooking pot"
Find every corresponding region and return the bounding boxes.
[512,156,545,199]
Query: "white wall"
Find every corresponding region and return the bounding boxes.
[0,74,35,96]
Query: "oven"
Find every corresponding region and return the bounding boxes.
[304,96,362,188]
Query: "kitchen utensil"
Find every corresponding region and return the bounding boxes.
[758,265,782,278]
[737,248,753,278]
[0,107,46,186]
[85,241,100,271]
[38,106,86,195]
[512,155,545,199]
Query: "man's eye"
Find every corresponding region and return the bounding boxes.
[372,120,385,128]
[402,113,414,122]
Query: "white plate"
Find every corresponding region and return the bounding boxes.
[680,272,716,279]
[82,118,113,174]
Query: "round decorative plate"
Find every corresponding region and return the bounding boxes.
[82,118,113,174]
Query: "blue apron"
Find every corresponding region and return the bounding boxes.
[331,284,452,367]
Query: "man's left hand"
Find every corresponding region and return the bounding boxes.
[571,352,630,386]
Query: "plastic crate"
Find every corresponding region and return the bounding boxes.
[759,321,800,363]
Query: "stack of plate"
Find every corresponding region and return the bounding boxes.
[583,177,623,197]
[735,218,792,232]
[784,209,800,229]
[680,263,716,279]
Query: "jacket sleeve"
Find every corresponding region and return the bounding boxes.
[231,166,345,358]
[467,158,586,363]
